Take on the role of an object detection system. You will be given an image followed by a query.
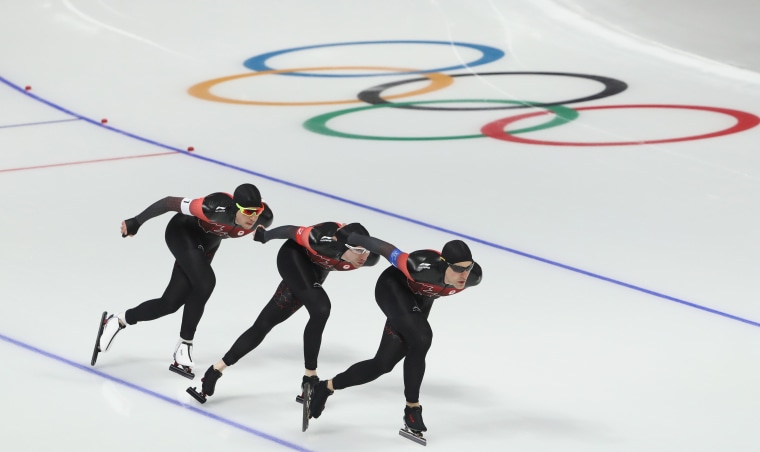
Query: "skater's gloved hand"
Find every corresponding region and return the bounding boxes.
[121,218,141,237]
[253,225,268,243]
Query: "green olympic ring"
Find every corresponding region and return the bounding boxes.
[303,99,579,141]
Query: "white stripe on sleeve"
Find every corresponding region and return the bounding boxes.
[180,198,192,215]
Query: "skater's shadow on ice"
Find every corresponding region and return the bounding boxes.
[503,414,619,443]
[92,356,163,371]
[448,409,620,444]
[424,381,500,407]
[194,392,266,407]
[424,383,620,444]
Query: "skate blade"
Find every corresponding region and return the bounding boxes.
[302,383,311,432]
[90,311,108,366]
[186,386,207,404]
[399,427,427,446]
[169,363,195,380]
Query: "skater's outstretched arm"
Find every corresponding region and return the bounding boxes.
[121,196,184,237]
[253,223,334,252]
[253,224,301,243]
[346,233,403,264]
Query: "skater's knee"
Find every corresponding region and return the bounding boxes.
[163,299,184,314]
[194,277,216,299]
[420,333,433,351]
[307,301,331,323]
[408,330,433,352]
[375,358,397,375]
[251,314,281,335]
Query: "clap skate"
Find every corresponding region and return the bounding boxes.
[91,311,125,366]
[299,375,319,432]
[399,426,427,446]
[169,340,195,379]
[399,405,427,446]
[90,312,108,366]
[187,365,223,404]
[296,375,319,404]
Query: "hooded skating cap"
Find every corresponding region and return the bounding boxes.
[233,183,262,207]
[441,240,472,264]
[336,222,369,246]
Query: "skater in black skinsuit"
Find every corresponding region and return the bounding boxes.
[307,236,482,441]
[94,183,273,378]
[190,221,380,402]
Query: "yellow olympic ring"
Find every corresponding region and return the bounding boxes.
[187,67,454,106]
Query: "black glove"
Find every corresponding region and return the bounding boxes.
[253,226,268,243]
[122,218,141,237]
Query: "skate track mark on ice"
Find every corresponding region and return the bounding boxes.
[0,332,315,452]
[0,151,178,173]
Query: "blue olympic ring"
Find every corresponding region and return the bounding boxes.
[243,40,505,77]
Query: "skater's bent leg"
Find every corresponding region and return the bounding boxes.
[294,286,331,371]
[403,330,433,403]
[124,262,190,324]
[373,270,434,404]
[221,283,300,366]
[332,325,406,391]
[172,249,217,341]
[277,241,330,372]
[161,218,220,341]
[387,314,433,403]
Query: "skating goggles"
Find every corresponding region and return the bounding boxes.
[236,203,265,217]
[345,244,370,255]
[447,262,475,273]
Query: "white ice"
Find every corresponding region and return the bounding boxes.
[1,1,759,451]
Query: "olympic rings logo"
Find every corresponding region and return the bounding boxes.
[188,40,760,145]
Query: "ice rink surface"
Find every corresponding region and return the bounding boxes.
[2,1,760,451]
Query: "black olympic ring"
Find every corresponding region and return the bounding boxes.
[357,71,628,111]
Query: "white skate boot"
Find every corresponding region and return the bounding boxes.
[169,339,195,379]
[99,313,126,353]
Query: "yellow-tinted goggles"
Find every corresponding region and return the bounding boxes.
[345,244,370,255]
[236,203,264,217]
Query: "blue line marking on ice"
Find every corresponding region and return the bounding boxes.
[3,71,757,450]
[1,74,757,329]
[0,76,760,327]
[0,332,315,452]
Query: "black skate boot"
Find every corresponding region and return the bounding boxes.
[186,365,222,404]
[296,375,319,404]
[308,380,333,419]
[399,405,427,446]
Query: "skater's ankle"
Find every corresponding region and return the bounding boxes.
[326,379,334,391]
[406,402,421,408]
[213,360,227,372]
[304,368,318,377]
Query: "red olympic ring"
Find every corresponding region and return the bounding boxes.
[481,104,760,146]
